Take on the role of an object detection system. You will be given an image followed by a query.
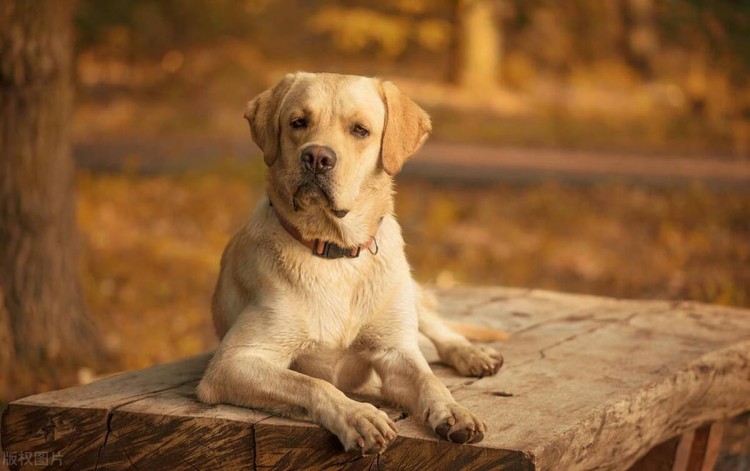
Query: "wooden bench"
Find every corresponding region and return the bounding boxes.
[3,287,750,470]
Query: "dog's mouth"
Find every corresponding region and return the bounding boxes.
[293,178,332,210]
[292,179,350,219]
[291,169,359,220]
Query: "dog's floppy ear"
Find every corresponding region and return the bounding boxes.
[378,80,432,176]
[244,73,297,166]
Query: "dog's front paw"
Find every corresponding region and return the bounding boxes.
[425,402,486,444]
[440,344,503,378]
[332,402,398,455]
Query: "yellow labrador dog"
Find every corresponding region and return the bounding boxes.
[197,72,504,454]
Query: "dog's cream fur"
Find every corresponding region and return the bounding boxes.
[197,72,503,454]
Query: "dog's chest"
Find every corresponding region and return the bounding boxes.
[297,260,389,350]
[302,287,373,350]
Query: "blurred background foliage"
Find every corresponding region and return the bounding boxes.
[73,0,750,155]
[57,0,750,374]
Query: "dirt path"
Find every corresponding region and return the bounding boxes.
[408,142,750,187]
[73,137,750,188]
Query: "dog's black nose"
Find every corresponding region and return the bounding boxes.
[301,145,337,174]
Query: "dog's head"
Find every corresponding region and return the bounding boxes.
[244,72,430,240]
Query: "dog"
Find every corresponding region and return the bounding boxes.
[197,72,504,454]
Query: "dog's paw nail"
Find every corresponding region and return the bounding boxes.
[435,423,451,439]
[448,429,471,444]
[362,444,383,455]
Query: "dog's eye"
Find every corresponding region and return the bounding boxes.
[290,117,308,129]
[351,124,369,138]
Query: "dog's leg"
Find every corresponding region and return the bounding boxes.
[197,317,398,454]
[333,353,378,393]
[416,283,503,377]
[368,346,486,444]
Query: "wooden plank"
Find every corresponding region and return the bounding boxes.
[9,352,211,409]
[700,423,723,471]
[94,382,268,470]
[672,430,696,471]
[665,423,724,471]
[2,404,107,470]
[627,435,681,471]
[1,354,211,470]
[438,292,750,470]
[248,404,535,471]
[2,288,750,470]
[686,425,711,471]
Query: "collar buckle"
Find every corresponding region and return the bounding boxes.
[313,240,361,259]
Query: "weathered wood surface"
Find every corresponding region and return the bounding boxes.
[3,287,750,470]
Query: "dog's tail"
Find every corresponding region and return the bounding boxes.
[446,321,509,342]
[418,285,509,342]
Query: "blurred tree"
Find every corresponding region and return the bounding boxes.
[621,0,658,78]
[451,0,503,91]
[307,1,453,61]
[309,6,411,58]
[0,0,101,399]
[75,0,264,59]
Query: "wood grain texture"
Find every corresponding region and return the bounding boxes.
[1,354,211,469]
[3,287,750,470]
[253,416,533,470]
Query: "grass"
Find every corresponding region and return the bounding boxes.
[76,163,750,373]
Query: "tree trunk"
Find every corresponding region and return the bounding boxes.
[451,0,502,92]
[0,0,101,400]
[621,0,658,78]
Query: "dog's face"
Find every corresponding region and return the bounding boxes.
[245,72,431,219]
